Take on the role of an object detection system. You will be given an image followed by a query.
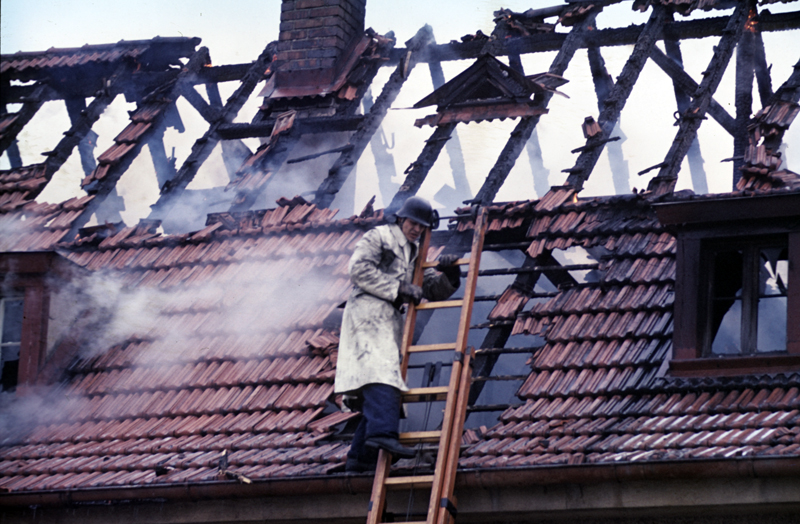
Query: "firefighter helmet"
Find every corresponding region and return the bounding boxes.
[395,196,439,229]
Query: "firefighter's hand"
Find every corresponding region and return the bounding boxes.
[436,254,459,267]
[398,281,423,305]
[436,254,461,288]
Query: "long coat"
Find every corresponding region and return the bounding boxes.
[334,224,457,394]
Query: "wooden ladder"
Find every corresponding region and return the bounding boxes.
[367,207,488,524]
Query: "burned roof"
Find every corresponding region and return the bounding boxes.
[2,0,800,517]
[0,37,201,82]
[1,185,799,497]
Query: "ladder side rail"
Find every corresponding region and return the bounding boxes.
[400,229,432,374]
[453,208,489,356]
[436,347,474,524]
[424,208,488,523]
[423,343,466,523]
[366,448,393,524]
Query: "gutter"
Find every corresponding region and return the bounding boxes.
[3,456,799,507]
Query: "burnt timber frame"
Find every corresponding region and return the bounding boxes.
[313,25,435,209]
[647,2,749,195]
[474,12,600,205]
[148,44,276,220]
[566,6,668,191]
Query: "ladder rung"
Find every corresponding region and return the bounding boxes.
[416,299,463,310]
[399,430,441,443]
[384,475,434,489]
[402,386,449,402]
[408,342,456,353]
[421,257,471,268]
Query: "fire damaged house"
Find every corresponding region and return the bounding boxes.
[2,0,800,522]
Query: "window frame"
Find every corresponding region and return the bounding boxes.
[700,235,790,357]
[0,253,55,394]
[654,193,800,377]
[0,294,25,392]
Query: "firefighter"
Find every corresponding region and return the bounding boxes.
[334,196,461,473]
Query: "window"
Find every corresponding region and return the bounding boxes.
[0,252,77,395]
[1,295,24,392]
[703,237,788,356]
[654,192,800,377]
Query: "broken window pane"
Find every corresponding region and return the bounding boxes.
[709,249,743,355]
[756,247,788,352]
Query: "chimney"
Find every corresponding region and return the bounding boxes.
[275,0,367,91]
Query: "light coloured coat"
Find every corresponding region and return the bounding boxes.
[334,223,457,394]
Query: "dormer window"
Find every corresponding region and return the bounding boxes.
[654,192,800,377]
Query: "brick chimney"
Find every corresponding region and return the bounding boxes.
[275,0,367,92]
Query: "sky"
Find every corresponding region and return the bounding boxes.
[2,1,799,226]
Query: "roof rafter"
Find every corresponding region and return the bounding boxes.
[647,1,750,196]
[473,11,601,205]
[565,6,669,191]
[313,25,435,209]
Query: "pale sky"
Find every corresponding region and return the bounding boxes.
[2,1,799,225]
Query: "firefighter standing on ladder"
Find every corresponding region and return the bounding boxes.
[334,197,461,473]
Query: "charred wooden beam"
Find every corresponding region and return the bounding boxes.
[386,123,457,215]
[67,50,211,236]
[428,44,470,212]
[566,7,669,191]
[64,97,98,178]
[5,141,22,168]
[416,9,800,64]
[663,33,708,195]
[651,47,737,136]
[649,46,736,136]
[205,82,223,108]
[147,45,275,220]
[0,84,48,154]
[147,124,177,189]
[34,63,131,202]
[215,116,365,139]
[587,42,631,194]
[196,63,254,84]
[474,12,599,205]
[313,25,435,209]
[753,31,773,106]
[647,3,749,196]
[362,89,398,207]
[734,4,758,189]
[1,64,255,105]
[179,84,223,123]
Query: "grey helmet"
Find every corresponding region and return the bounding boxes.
[395,196,440,229]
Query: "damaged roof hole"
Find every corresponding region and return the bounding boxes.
[465,333,543,430]
[550,245,603,284]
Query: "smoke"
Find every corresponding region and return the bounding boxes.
[0,238,349,443]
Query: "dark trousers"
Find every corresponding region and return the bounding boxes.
[347,383,402,465]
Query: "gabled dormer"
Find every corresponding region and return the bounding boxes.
[412,53,567,127]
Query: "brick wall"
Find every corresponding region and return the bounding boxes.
[276,0,367,88]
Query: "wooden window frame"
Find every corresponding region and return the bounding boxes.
[0,253,55,394]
